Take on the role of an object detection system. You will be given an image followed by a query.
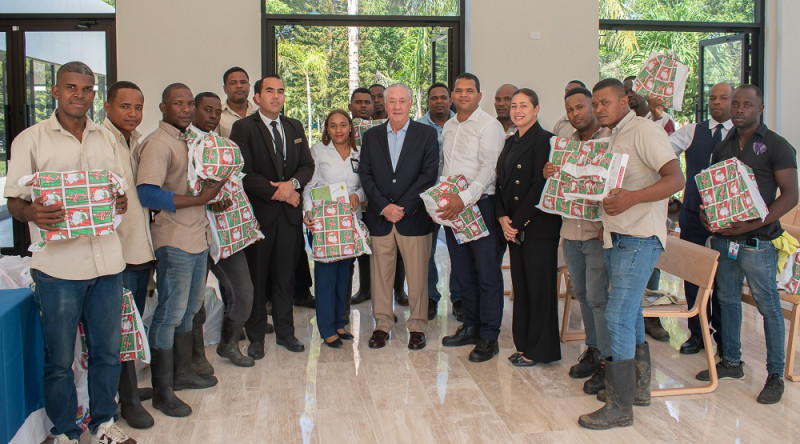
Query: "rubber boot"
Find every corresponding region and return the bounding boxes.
[578,358,635,430]
[174,331,218,391]
[118,360,154,429]
[150,348,191,417]
[217,317,255,367]
[596,344,651,406]
[191,310,214,376]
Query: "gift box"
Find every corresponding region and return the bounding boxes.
[420,175,490,244]
[311,182,349,205]
[695,158,768,230]
[778,250,800,294]
[311,201,371,262]
[206,180,264,262]
[77,288,150,365]
[20,170,124,250]
[633,52,690,112]
[352,118,387,147]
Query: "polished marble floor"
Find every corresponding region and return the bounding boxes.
[77,240,800,443]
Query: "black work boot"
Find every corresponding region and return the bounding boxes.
[217,317,255,367]
[150,348,191,417]
[191,311,214,376]
[442,324,480,347]
[468,339,499,362]
[570,346,600,379]
[173,331,218,391]
[118,360,154,429]
[644,317,669,341]
[598,344,651,406]
[579,358,635,430]
[583,359,606,394]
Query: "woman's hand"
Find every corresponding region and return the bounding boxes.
[349,193,360,212]
[304,211,315,230]
[498,216,518,242]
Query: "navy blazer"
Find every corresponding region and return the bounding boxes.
[358,120,439,237]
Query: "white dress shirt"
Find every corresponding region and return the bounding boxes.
[258,111,286,158]
[302,141,365,216]
[441,107,505,205]
[669,117,733,157]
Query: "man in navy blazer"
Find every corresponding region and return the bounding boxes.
[359,83,439,350]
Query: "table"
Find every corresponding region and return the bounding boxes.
[0,288,46,443]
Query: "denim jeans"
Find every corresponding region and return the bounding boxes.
[314,258,355,339]
[563,238,610,357]
[428,224,461,303]
[150,246,209,349]
[604,234,663,361]
[33,269,123,439]
[122,267,151,317]
[710,236,785,374]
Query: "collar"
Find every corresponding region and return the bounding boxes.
[732,122,769,140]
[188,124,207,137]
[387,118,410,134]
[224,99,258,115]
[709,117,733,130]
[571,125,607,141]
[158,120,185,139]
[421,110,454,127]
[102,117,141,145]
[609,110,636,135]
[46,110,100,135]
[258,110,282,128]
[457,107,486,124]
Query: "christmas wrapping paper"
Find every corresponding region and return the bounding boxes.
[311,201,371,262]
[420,175,490,245]
[19,170,124,251]
[695,158,768,230]
[778,250,800,294]
[352,118,387,147]
[77,288,150,365]
[206,181,264,262]
[633,52,690,112]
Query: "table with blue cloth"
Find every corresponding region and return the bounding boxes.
[0,288,46,443]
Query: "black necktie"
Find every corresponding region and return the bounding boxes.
[270,120,284,160]
[712,123,724,146]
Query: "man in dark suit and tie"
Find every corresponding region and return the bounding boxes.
[359,83,439,350]
[229,74,314,358]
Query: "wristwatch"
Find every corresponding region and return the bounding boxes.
[291,178,301,189]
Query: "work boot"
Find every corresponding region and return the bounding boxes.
[217,317,255,367]
[583,359,606,394]
[442,324,480,347]
[570,346,599,379]
[191,313,214,376]
[644,317,669,341]
[578,358,635,430]
[149,348,191,417]
[173,331,218,391]
[118,360,154,429]
[597,343,651,406]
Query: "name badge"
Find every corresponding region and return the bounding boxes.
[294,138,302,143]
[727,241,739,260]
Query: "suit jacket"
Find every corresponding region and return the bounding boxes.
[229,113,314,226]
[358,120,439,237]
[495,121,561,239]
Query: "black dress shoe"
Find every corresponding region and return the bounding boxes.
[469,339,499,362]
[337,331,355,340]
[395,288,409,306]
[276,336,305,352]
[680,336,704,355]
[351,289,371,304]
[408,332,426,350]
[442,324,479,347]
[247,341,265,360]
[427,299,437,320]
[452,300,463,322]
[323,338,343,348]
[293,295,316,309]
[368,330,389,349]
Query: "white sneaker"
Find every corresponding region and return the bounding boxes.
[53,434,80,444]
[91,419,136,444]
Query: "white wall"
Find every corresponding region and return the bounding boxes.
[765,0,800,149]
[116,0,262,134]
[466,0,599,131]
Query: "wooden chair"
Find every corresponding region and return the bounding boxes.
[643,236,720,397]
[558,245,585,342]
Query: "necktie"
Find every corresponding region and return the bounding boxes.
[712,123,724,146]
[270,120,285,160]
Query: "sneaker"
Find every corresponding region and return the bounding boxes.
[53,434,80,444]
[757,373,784,404]
[92,419,136,444]
[696,359,745,381]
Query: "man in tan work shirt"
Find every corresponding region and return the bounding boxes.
[217,66,259,138]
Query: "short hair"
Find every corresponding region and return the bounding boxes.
[350,87,371,103]
[426,82,449,97]
[321,109,357,150]
[623,75,637,83]
[385,83,413,101]
[369,83,385,91]
[107,81,141,103]
[223,66,248,84]
[254,74,282,96]
[512,88,539,107]
[455,72,480,92]
[162,82,191,103]
[734,84,764,104]
[593,78,627,97]
[565,87,592,101]
[567,80,586,88]
[194,91,221,106]
[56,61,94,83]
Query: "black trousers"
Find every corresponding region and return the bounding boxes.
[679,208,722,342]
[509,236,561,362]
[245,215,303,342]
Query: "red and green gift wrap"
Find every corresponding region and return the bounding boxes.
[185,126,245,200]
[20,170,124,249]
[352,118,387,147]
[778,251,800,294]
[311,201,371,262]
[695,158,768,230]
[77,288,150,365]
[420,175,490,245]
[207,180,264,262]
[632,52,690,112]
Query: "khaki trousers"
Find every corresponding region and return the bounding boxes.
[370,226,431,333]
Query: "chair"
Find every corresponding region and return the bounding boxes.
[643,236,720,397]
[558,245,585,342]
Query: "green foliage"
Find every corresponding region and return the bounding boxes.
[101,0,115,8]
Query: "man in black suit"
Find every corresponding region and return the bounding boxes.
[229,74,314,358]
[359,83,439,350]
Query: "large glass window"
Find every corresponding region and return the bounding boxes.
[599,0,754,23]
[0,0,114,14]
[265,0,459,16]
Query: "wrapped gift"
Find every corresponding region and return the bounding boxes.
[311,201,371,262]
[352,118,387,147]
[77,288,150,365]
[420,175,490,244]
[695,158,768,230]
[185,126,244,199]
[311,182,349,205]
[206,180,264,262]
[778,250,800,294]
[19,170,124,250]
[633,52,690,111]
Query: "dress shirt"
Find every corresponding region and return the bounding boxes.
[559,126,610,241]
[670,117,733,156]
[258,111,286,159]
[441,107,505,205]
[4,112,127,280]
[417,109,455,175]
[217,100,258,138]
[302,141,365,216]
[387,119,410,171]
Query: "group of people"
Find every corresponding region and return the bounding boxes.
[4,58,798,444]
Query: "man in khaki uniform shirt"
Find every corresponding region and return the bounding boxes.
[4,62,135,444]
[578,79,684,430]
[216,66,259,138]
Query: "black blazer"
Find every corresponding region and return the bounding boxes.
[495,121,561,239]
[229,113,314,226]
[358,120,439,237]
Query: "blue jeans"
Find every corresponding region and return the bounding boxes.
[122,267,151,317]
[428,224,461,303]
[604,234,663,361]
[314,258,355,339]
[150,246,209,349]
[563,238,610,357]
[33,270,123,439]
[710,236,785,374]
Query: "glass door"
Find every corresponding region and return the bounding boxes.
[431,29,449,86]
[697,33,748,122]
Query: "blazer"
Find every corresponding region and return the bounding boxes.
[495,121,561,239]
[229,112,314,227]
[358,119,439,237]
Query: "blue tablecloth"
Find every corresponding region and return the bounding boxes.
[0,288,45,443]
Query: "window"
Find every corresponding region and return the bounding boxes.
[265,0,459,16]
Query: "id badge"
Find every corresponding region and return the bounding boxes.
[727,241,739,260]
[350,157,359,173]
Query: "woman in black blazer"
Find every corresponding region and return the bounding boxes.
[495,88,562,366]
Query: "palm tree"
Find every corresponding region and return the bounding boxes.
[278,41,329,132]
